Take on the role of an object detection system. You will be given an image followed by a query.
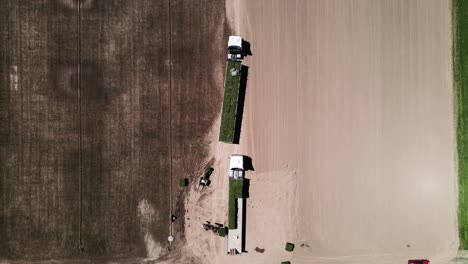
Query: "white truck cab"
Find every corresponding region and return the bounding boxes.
[228,35,243,61]
[229,154,244,179]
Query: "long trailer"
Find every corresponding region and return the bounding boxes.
[219,36,244,143]
[227,155,245,255]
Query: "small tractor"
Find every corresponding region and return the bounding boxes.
[199,167,214,189]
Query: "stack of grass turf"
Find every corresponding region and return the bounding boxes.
[228,180,244,229]
[285,242,295,252]
[454,0,468,249]
[219,227,227,237]
[219,61,242,143]
[179,178,188,187]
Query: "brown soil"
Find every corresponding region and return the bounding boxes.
[0,0,227,262]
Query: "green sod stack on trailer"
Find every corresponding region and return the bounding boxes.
[454,0,468,249]
[219,61,242,143]
[228,180,244,229]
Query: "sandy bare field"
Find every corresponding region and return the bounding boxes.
[185,0,458,263]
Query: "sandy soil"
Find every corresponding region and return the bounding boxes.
[185,0,458,264]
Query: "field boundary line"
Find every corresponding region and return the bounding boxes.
[168,0,173,241]
[77,0,83,253]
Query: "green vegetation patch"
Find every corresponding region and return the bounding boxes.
[219,61,242,143]
[454,0,468,249]
[228,179,244,229]
[179,178,188,187]
[219,227,227,237]
[285,242,295,252]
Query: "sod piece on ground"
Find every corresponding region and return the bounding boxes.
[285,242,295,252]
[228,180,244,229]
[179,178,188,187]
[454,0,468,249]
[219,61,242,143]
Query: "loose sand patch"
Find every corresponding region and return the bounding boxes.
[186,0,458,263]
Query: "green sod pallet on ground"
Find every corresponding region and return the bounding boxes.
[285,242,295,252]
[219,61,242,143]
[219,227,227,237]
[179,178,188,187]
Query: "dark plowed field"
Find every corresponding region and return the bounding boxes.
[0,0,226,261]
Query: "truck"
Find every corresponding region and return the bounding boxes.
[227,35,243,61]
[219,36,244,143]
[229,154,244,179]
[408,260,430,264]
[227,154,245,255]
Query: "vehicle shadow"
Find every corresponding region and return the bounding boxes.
[241,178,250,253]
[243,156,255,171]
[233,65,249,144]
[242,40,253,57]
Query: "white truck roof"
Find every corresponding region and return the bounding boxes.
[228,35,242,48]
[229,155,244,170]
